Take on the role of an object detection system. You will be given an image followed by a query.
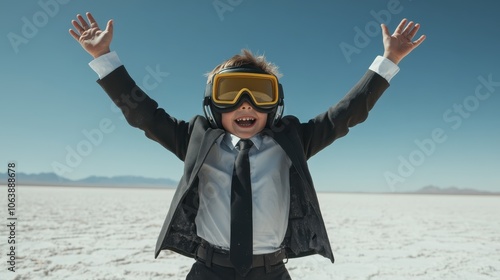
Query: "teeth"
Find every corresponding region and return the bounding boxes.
[236,117,255,122]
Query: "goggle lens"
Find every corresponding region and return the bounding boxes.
[212,73,279,108]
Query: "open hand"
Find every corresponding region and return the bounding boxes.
[381,19,426,65]
[69,12,113,58]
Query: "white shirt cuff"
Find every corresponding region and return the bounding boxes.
[88,51,123,79]
[369,56,400,83]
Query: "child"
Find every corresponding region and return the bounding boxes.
[69,12,425,280]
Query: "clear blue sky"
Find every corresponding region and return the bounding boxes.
[1,0,499,193]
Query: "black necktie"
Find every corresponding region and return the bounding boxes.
[230,139,253,276]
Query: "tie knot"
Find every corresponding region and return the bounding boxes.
[237,139,253,151]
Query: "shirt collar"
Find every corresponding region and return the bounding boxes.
[220,133,263,151]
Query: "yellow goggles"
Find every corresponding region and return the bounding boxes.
[211,72,280,109]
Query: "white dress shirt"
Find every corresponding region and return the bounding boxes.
[196,133,292,254]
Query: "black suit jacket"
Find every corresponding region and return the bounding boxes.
[97,66,389,262]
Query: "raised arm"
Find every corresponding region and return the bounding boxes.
[69,12,113,59]
[68,12,191,161]
[300,19,425,157]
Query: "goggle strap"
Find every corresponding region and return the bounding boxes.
[217,65,268,75]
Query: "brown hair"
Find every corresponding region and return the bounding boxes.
[205,49,282,84]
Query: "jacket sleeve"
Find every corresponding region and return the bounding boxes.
[96,65,191,161]
[299,70,390,159]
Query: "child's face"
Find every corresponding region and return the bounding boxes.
[221,101,268,139]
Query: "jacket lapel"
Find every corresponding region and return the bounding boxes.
[264,128,309,184]
[187,128,225,187]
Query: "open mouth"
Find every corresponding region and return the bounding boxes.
[235,117,256,127]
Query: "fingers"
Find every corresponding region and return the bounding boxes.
[395,18,425,43]
[71,17,84,34]
[69,17,86,42]
[87,12,100,29]
[69,12,107,42]
[407,23,421,39]
[70,12,96,34]
[413,34,426,47]
[393,18,407,35]
[68,29,80,41]
[401,21,415,37]
[77,14,90,30]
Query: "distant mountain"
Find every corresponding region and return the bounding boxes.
[2,173,497,194]
[411,185,500,195]
[0,172,177,188]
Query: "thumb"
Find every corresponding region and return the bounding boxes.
[105,19,113,34]
[381,23,390,38]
